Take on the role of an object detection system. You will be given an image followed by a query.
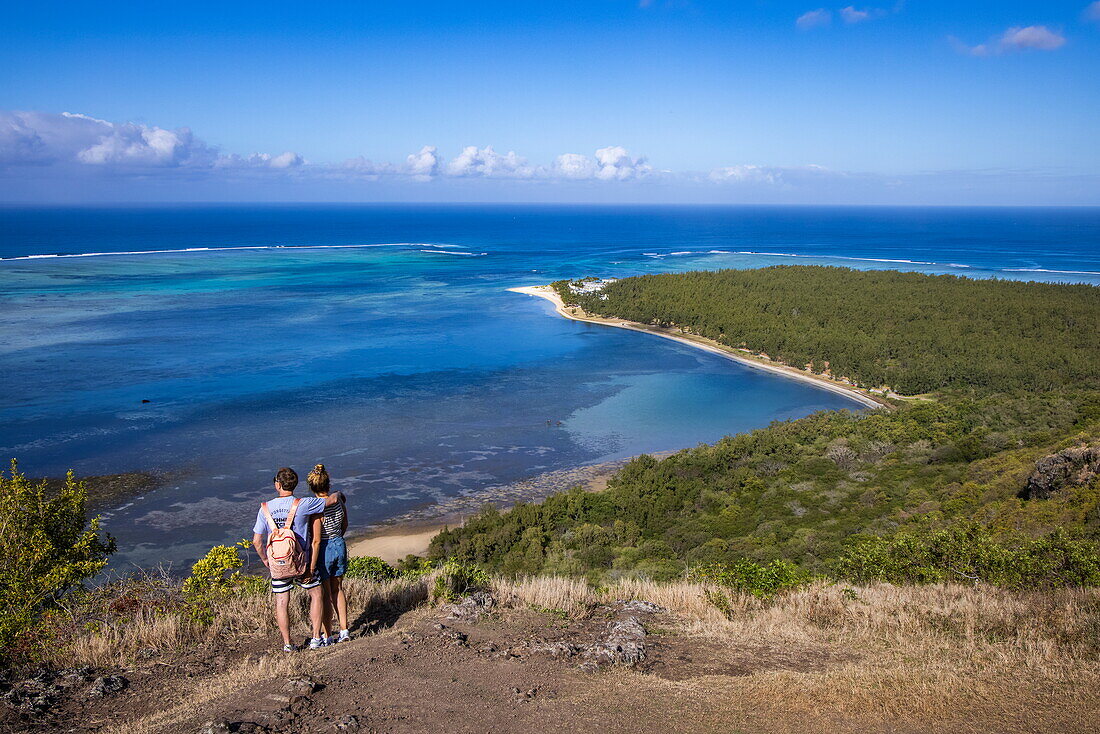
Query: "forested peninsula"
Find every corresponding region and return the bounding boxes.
[432,267,1100,584]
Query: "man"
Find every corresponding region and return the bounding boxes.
[252,466,328,651]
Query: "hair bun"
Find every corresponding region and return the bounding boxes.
[314,463,326,472]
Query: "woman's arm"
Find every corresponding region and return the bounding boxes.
[307,514,323,580]
[341,498,348,535]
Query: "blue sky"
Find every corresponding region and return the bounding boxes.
[1,1,1098,203]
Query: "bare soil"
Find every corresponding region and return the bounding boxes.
[5,595,1097,734]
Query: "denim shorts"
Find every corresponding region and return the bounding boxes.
[317,536,347,580]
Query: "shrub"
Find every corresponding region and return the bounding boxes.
[837,522,1100,590]
[433,558,491,602]
[689,559,811,599]
[181,540,264,622]
[345,555,398,581]
[397,555,435,578]
[0,462,115,655]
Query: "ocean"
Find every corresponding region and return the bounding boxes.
[1,205,1098,569]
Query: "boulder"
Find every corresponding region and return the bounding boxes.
[442,592,496,621]
[1023,444,1100,499]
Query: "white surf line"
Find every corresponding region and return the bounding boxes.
[0,242,465,262]
[508,285,886,410]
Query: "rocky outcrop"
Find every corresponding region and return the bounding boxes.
[1023,444,1100,499]
[442,591,496,621]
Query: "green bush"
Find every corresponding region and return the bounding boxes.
[0,462,115,655]
[433,558,491,602]
[397,555,435,578]
[837,522,1100,590]
[181,540,264,622]
[345,555,399,581]
[689,559,811,599]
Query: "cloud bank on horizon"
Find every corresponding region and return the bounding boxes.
[1,108,1096,206]
[0,109,779,186]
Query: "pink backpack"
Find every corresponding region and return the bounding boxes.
[261,498,307,579]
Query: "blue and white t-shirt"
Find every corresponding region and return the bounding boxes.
[253,495,326,550]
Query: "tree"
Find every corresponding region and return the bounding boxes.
[0,461,116,652]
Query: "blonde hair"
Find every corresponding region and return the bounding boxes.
[307,463,330,494]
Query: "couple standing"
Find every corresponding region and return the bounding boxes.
[250,464,351,651]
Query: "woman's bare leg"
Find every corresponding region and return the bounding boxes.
[331,575,349,631]
[319,579,334,638]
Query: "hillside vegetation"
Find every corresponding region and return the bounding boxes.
[432,268,1100,584]
[554,266,1100,394]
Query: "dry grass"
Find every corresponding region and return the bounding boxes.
[61,571,1100,730]
[497,574,1100,723]
[101,653,314,734]
[64,575,432,668]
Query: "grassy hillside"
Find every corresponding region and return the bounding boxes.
[432,268,1100,583]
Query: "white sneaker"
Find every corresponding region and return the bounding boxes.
[308,637,324,650]
[338,630,351,643]
[282,643,298,653]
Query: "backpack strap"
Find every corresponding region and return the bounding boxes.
[283,497,302,529]
[260,501,278,532]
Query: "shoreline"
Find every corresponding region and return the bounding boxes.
[346,455,642,562]
[507,284,890,410]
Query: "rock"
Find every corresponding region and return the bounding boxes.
[87,675,128,698]
[332,714,361,731]
[136,647,159,660]
[511,686,538,702]
[526,640,582,659]
[442,592,496,621]
[616,600,666,614]
[1023,444,1100,499]
[198,721,231,734]
[234,724,270,734]
[583,616,647,668]
[284,675,319,696]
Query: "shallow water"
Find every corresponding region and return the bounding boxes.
[1,205,1097,568]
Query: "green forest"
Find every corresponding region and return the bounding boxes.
[553,266,1099,395]
[430,268,1100,586]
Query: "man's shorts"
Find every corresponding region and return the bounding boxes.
[317,537,348,580]
[270,574,322,594]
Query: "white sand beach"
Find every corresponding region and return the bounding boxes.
[507,284,887,409]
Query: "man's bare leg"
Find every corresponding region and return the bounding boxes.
[275,591,292,646]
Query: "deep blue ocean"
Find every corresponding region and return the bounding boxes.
[1,205,1098,568]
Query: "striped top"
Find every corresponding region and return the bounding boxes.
[320,499,346,539]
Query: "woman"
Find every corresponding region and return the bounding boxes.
[307,463,351,644]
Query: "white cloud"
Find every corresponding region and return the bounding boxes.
[236,151,305,169]
[707,164,835,188]
[1000,25,1066,51]
[405,145,440,180]
[1085,2,1100,22]
[708,165,782,185]
[1,110,669,188]
[839,6,878,24]
[268,151,303,169]
[553,153,598,179]
[339,156,394,179]
[0,111,218,167]
[796,9,831,29]
[954,25,1066,56]
[593,146,652,180]
[445,145,540,178]
[839,6,869,23]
